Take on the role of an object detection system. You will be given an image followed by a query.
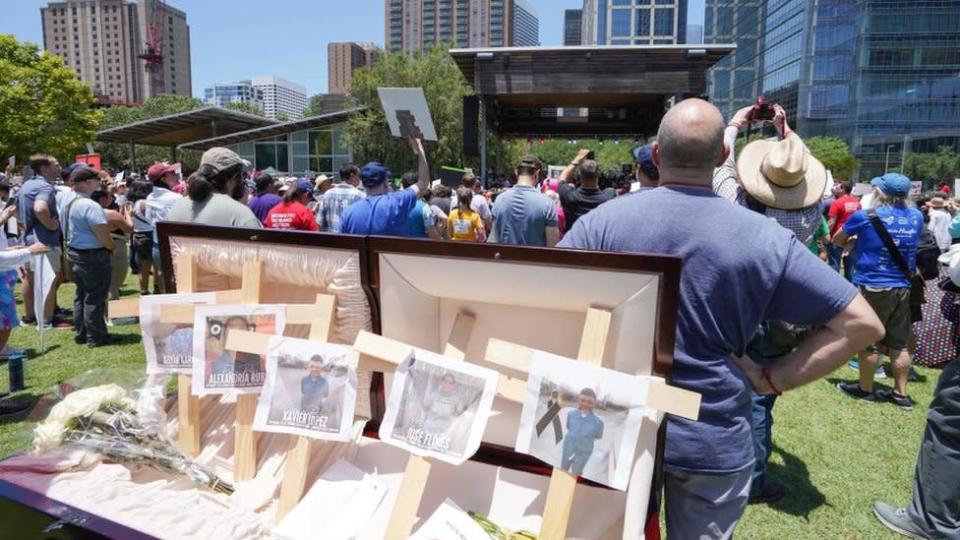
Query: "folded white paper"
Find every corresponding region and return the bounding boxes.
[274,459,387,540]
[409,498,492,540]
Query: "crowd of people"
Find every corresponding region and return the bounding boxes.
[1,95,958,539]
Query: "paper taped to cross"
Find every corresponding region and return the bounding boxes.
[141,292,217,374]
[379,348,498,466]
[377,87,438,141]
[191,304,286,396]
[516,350,650,491]
[253,336,358,441]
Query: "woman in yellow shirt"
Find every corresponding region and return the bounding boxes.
[448,187,486,242]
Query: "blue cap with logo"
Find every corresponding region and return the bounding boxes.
[360,161,391,187]
[871,172,911,197]
[632,144,659,181]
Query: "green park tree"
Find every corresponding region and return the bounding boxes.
[0,34,101,165]
[224,101,265,117]
[903,146,960,186]
[803,137,859,180]
[95,94,204,172]
[503,138,636,176]
[346,44,473,176]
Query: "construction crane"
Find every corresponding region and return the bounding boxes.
[138,0,167,97]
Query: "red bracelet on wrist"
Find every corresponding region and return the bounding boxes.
[761,366,783,396]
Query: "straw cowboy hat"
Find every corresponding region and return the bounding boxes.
[737,133,828,210]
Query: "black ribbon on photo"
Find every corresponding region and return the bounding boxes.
[535,399,563,444]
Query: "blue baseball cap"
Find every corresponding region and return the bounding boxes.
[360,161,390,187]
[295,179,314,194]
[632,144,659,181]
[871,173,911,197]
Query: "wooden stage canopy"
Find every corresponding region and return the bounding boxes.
[449,45,735,139]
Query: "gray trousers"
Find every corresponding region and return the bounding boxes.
[67,248,111,344]
[664,466,752,540]
[908,359,960,539]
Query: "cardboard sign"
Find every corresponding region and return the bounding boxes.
[377,87,438,141]
[254,336,358,442]
[516,350,650,491]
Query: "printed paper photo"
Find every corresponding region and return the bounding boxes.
[191,305,286,395]
[515,351,650,491]
[379,350,498,465]
[141,293,216,374]
[254,336,358,441]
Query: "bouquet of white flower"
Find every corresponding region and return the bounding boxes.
[33,383,233,495]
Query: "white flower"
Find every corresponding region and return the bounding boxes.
[33,423,66,453]
[32,384,134,453]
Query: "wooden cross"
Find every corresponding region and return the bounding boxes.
[222,293,338,521]
[482,309,701,540]
[107,252,243,456]
[234,260,265,482]
[352,312,475,540]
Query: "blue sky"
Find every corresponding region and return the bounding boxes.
[1,0,705,97]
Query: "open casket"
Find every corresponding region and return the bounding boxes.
[0,223,683,539]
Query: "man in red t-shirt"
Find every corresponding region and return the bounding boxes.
[263,179,319,231]
[827,180,860,279]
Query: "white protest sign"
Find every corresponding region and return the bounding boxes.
[377,87,438,141]
[32,253,56,353]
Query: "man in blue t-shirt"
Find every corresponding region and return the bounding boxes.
[559,98,883,539]
[490,155,559,247]
[18,154,64,326]
[340,137,430,237]
[834,173,923,410]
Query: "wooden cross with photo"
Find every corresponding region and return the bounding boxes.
[223,292,339,520]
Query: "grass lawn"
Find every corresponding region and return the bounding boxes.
[0,275,943,539]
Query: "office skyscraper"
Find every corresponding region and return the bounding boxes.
[328,42,378,95]
[706,0,960,179]
[385,0,540,53]
[581,0,688,46]
[250,76,308,121]
[202,80,263,110]
[40,0,191,104]
[704,0,764,121]
[513,0,539,46]
[564,9,583,46]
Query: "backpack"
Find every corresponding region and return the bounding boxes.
[917,228,941,281]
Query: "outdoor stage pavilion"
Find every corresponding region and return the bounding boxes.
[449,45,734,181]
[96,45,733,180]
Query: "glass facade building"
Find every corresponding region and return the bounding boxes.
[203,80,264,110]
[564,9,583,45]
[230,124,352,176]
[705,0,764,117]
[513,0,540,46]
[706,0,960,180]
[582,0,688,46]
